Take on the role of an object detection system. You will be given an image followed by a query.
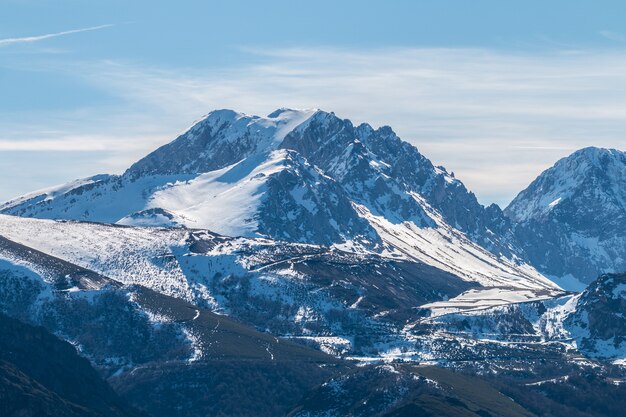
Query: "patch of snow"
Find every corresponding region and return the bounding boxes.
[548,197,562,208]
[182,327,203,363]
[422,287,556,318]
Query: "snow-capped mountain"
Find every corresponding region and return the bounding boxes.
[0,109,509,249]
[0,108,556,302]
[1,110,380,246]
[505,147,626,288]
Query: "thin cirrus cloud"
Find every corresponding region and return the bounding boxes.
[0,138,107,151]
[0,24,115,47]
[4,46,626,205]
[0,134,155,152]
[599,30,626,43]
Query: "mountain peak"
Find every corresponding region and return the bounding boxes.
[193,108,246,130]
[204,108,243,119]
[505,146,626,284]
[196,108,322,134]
[125,108,322,177]
[267,107,321,118]
[505,146,626,223]
[562,146,625,174]
[571,145,623,158]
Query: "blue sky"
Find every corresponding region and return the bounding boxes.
[1,0,626,205]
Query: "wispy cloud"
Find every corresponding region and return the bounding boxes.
[0,134,159,152]
[3,46,626,205]
[0,138,106,151]
[0,24,115,47]
[599,30,626,43]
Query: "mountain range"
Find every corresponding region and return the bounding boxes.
[0,108,624,417]
[2,109,623,287]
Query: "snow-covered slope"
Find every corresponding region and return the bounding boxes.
[0,214,469,356]
[0,227,332,373]
[505,147,626,286]
[0,213,562,360]
[120,149,379,246]
[0,213,556,311]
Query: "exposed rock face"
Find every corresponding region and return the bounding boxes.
[280,111,514,254]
